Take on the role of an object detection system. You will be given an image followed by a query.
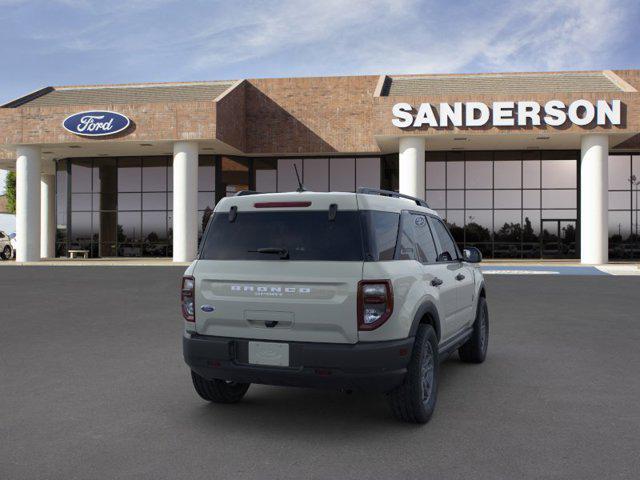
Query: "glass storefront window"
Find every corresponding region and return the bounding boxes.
[426,190,446,210]
[494,190,521,209]
[71,159,92,192]
[426,150,579,259]
[329,157,355,191]
[542,160,576,188]
[65,156,173,258]
[255,158,277,192]
[117,158,142,191]
[444,210,464,241]
[198,192,215,211]
[143,192,167,210]
[277,159,303,192]
[465,161,492,189]
[523,190,540,209]
[465,190,492,209]
[71,194,92,211]
[303,158,329,191]
[608,154,639,259]
[142,211,167,241]
[542,190,577,209]
[198,156,215,191]
[494,161,521,189]
[425,161,445,189]
[523,160,541,188]
[118,193,141,211]
[446,190,464,209]
[356,157,381,189]
[446,161,464,189]
[56,160,68,257]
[143,157,168,191]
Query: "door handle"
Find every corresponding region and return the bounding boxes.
[431,277,443,287]
[455,273,465,281]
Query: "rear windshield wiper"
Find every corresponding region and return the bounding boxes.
[248,247,290,259]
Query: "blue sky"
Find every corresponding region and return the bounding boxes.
[1,0,639,192]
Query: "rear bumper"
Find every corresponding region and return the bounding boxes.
[183,333,414,392]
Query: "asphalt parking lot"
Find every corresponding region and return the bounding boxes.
[1,267,640,480]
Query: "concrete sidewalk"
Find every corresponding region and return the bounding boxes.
[1,257,639,275]
[0,257,190,267]
[481,263,640,276]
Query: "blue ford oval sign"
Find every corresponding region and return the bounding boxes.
[62,110,130,137]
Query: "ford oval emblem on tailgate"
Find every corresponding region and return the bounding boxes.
[200,305,215,312]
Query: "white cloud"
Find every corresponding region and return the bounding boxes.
[2,0,635,82]
[176,0,632,75]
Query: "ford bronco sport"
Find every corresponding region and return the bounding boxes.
[182,188,488,423]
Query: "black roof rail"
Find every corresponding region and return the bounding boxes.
[356,188,430,208]
[234,190,262,196]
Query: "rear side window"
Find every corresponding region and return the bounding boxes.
[428,217,460,262]
[200,210,364,261]
[361,211,399,261]
[398,213,437,263]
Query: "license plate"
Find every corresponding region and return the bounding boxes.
[248,341,289,367]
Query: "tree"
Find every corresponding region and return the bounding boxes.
[495,222,522,242]
[5,171,16,214]
[202,206,213,233]
[563,223,576,243]
[465,222,491,243]
[522,216,537,242]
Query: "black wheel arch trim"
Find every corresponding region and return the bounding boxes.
[478,279,487,298]
[409,301,442,341]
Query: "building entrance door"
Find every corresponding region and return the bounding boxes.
[541,219,578,259]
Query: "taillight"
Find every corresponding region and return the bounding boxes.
[181,276,195,322]
[358,280,393,330]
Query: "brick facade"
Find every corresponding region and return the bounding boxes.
[1,70,639,157]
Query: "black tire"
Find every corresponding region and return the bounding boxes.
[459,296,489,364]
[191,370,250,404]
[1,245,11,260]
[386,324,439,424]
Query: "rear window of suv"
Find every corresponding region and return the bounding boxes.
[200,210,365,261]
[199,209,401,262]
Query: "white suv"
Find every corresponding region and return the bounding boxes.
[182,188,488,423]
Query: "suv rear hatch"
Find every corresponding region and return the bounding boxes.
[193,193,363,344]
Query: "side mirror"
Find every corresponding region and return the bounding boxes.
[436,251,453,262]
[463,247,482,263]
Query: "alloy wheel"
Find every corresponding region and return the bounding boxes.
[421,342,435,403]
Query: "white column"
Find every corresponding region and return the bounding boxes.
[173,141,198,262]
[398,137,426,199]
[16,146,41,262]
[40,161,56,259]
[580,134,609,264]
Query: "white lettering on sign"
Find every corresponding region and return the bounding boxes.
[392,100,622,128]
[76,115,114,133]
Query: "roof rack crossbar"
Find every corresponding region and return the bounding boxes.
[356,188,430,208]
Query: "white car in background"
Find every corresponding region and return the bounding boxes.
[9,233,16,258]
[0,231,14,260]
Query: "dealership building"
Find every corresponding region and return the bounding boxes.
[1,69,639,263]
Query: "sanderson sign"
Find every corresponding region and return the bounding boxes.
[391,100,622,128]
[63,110,131,137]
